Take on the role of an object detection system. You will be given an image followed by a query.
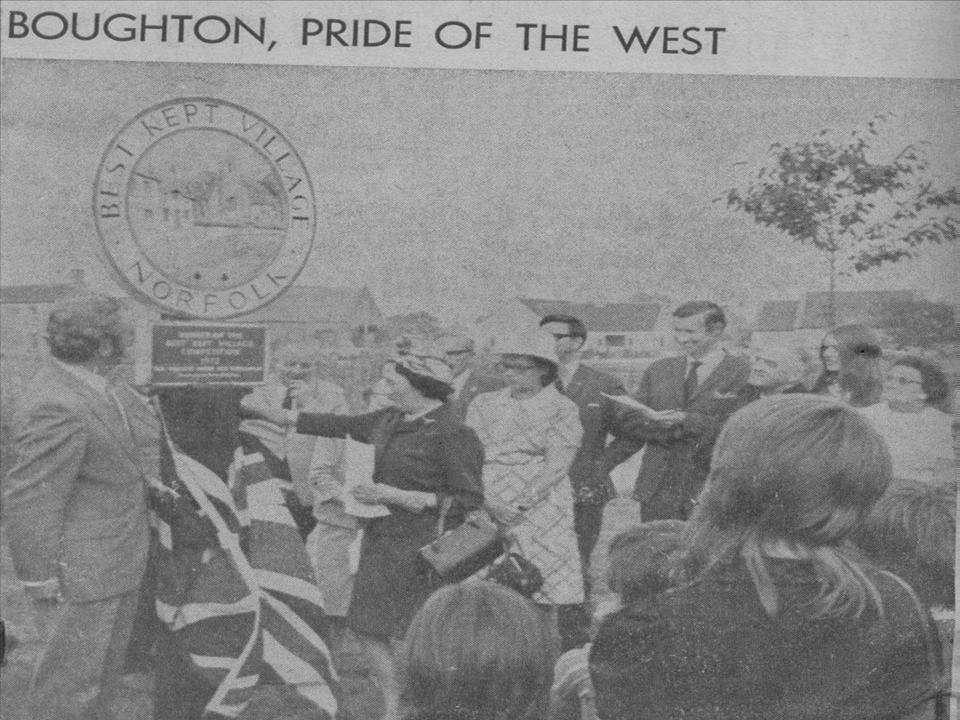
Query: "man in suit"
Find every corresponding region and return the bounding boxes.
[537,314,627,570]
[437,333,504,420]
[609,301,749,520]
[538,314,631,648]
[4,293,149,720]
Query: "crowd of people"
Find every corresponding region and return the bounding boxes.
[1,291,955,720]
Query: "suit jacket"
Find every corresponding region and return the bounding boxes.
[448,367,505,421]
[613,352,749,514]
[562,363,627,505]
[3,360,150,602]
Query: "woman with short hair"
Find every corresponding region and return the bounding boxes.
[466,330,584,651]
[590,395,944,720]
[241,352,485,720]
[400,581,553,720]
[860,354,954,488]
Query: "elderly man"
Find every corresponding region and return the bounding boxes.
[436,333,503,420]
[242,339,347,505]
[4,293,149,720]
[737,343,812,405]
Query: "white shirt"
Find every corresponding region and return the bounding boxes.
[860,403,955,485]
[558,359,581,390]
[685,347,725,385]
[451,369,472,400]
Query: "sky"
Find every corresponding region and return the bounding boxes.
[2,60,958,323]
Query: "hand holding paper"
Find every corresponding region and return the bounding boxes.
[602,394,685,426]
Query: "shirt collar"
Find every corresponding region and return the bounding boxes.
[53,358,109,394]
[452,369,471,396]
[559,359,580,388]
[404,400,444,422]
[686,347,725,380]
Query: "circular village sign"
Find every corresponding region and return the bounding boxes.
[93,98,315,319]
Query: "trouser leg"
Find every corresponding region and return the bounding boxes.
[30,590,138,720]
[354,631,401,720]
[153,624,215,720]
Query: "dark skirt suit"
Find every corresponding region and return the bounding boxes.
[296,404,484,639]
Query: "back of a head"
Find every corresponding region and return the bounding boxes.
[854,479,956,607]
[701,395,890,543]
[686,395,892,617]
[607,521,686,604]
[46,292,126,363]
[400,581,552,720]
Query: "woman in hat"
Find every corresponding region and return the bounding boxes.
[465,330,585,652]
[241,352,484,720]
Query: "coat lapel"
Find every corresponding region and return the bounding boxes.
[688,354,736,403]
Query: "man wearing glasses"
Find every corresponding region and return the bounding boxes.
[437,333,504,420]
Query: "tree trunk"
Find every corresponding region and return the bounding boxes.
[828,247,837,328]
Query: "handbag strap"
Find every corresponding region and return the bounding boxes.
[881,570,946,720]
[435,495,454,540]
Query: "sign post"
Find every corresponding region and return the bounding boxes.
[136,322,268,386]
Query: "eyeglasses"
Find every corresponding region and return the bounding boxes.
[884,374,923,386]
[496,360,539,372]
[444,349,472,356]
[550,333,577,340]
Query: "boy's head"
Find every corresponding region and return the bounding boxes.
[606,520,686,604]
[854,479,955,607]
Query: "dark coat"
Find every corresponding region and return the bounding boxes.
[607,353,749,519]
[296,404,484,638]
[561,364,627,506]
[590,558,942,720]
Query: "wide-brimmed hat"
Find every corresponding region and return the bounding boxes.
[496,329,560,367]
[393,352,455,386]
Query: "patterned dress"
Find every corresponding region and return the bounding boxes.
[467,385,585,605]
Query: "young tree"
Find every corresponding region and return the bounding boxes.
[721,115,959,325]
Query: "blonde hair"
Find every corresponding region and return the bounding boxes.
[680,395,891,619]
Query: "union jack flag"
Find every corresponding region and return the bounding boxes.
[149,427,339,719]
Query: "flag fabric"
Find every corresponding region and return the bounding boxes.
[149,426,339,720]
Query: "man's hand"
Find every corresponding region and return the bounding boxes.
[240,393,291,426]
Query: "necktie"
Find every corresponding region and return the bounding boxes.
[555,377,565,394]
[683,360,701,405]
[282,387,295,410]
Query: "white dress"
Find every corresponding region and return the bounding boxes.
[466,385,584,605]
[860,403,955,486]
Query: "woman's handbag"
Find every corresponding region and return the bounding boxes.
[418,497,503,583]
[486,550,544,598]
